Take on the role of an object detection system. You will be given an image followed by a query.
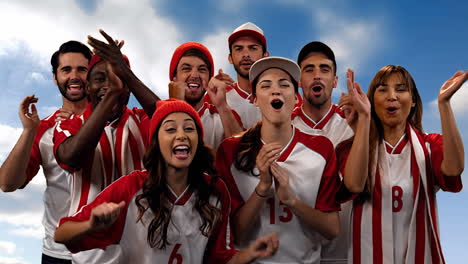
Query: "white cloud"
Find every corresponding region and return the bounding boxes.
[312,8,382,95]
[0,241,16,255]
[0,124,22,162]
[0,0,183,100]
[0,256,29,264]
[0,256,28,264]
[201,30,236,78]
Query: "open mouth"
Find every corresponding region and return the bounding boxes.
[386,106,398,114]
[173,145,190,159]
[67,83,84,95]
[271,99,284,110]
[311,84,323,96]
[187,83,201,91]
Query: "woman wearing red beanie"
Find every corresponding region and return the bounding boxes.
[54,99,278,263]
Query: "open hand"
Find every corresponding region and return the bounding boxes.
[19,95,40,130]
[438,70,468,103]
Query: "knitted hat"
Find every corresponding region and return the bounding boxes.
[88,54,130,72]
[228,22,267,50]
[169,42,214,80]
[148,99,203,142]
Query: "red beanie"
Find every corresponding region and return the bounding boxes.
[148,99,203,143]
[88,54,131,72]
[169,42,214,80]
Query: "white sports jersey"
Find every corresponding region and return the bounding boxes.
[350,125,463,264]
[292,104,354,264]
[225,83,261,129]
[54,103,149,263]
[23,110,72,260]
[197,102,242,150]
[292,105,353,148]
[216,127,341,264]
[384,136,413,263]
[59,171,237,264]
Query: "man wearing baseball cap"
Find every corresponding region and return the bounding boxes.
[169,41,243,150]
[292,41,371,263]
[220,22,269,129]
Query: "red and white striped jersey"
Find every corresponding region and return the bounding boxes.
[350,125,463,264]
[292,104,354,264]
[23,109,73,260]
[216,127,340,263]
[58,171,238,264]
[54,103,149,215]
[197,102,242,150]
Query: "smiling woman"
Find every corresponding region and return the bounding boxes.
[345,65,466,264]
[53,99,279,263]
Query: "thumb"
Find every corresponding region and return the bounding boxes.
[219,68,224,74]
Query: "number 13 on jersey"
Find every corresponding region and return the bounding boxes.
[266,197,293,224]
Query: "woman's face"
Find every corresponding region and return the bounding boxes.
[254,68,297,126]
[158,112,199,170]
[373,73,415,130]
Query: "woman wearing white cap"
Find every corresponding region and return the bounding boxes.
[216,56,341,263]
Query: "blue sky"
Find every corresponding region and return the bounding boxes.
[0,0,467,263]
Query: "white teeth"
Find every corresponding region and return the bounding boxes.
[188,84,200,88]
[69,85,80,88]
[174,145,189,151]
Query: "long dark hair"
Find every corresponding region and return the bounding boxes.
[135,121,221,249]
[234,122,263,175]
[365,65,423,194]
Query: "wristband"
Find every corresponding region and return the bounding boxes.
[255,186,269,198]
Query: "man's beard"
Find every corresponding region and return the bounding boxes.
[304,92,329,107]
[57,79,87,102]
[184,91,204,107]
[233,62,249,80]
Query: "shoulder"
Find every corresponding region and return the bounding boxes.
[330,104,346,118]
[297,129,335,158]
[291,106,301,119]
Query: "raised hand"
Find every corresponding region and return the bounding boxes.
[19,95,40,130]
[87,29,127,78]
[214,69,234,87]
[256,143,282,196]
[246,232,279,259]
[270,162,296,207]
[207,76,228,108]
[339,69,371,130]
[105,62,125,96]
[438,70,468,103]
[89,201,125,231]
[168,77,186,100]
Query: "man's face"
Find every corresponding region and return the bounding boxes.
[229,36,268,80]
[87,60,129,119]
[174,56,210,106]
[54,52,89,102]
[300,52,337,108]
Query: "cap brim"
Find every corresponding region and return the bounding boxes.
[228,29,267,49]
[249,56,300,83]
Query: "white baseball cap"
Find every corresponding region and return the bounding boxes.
[228,22,267,49]
[249,56,300,83]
